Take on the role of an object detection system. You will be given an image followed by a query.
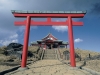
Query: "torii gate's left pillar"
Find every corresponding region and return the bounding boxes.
[21,16,31,68]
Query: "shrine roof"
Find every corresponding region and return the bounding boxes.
[37,40,43,42]
[42,33,58,41]
[30,42,38,44]
[11,10,86,14]
[36,40,63,42]
[31,41,69,44]
[54,40,63,42]
[62,42,69,44]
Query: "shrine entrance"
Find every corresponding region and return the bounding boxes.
[47,44,52,49]
[11,10,86,68]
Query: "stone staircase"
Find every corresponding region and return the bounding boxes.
[43,49,58,59]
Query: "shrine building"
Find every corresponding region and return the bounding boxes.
[30,33,69,49]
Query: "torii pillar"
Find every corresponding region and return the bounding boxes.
[68,16,75,66]
[21,16,31,67]
[11,10,86,68]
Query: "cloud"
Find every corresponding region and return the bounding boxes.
[0,40,3,44]
[0,39,18,46]
[0,0,19,10]
[52,26,68,32]
[19,26,37,32]
[9,34,18,39]
[52,20,68,32]
[0,33,19,46]
[74,38,83,43]
[19,26,25,32]
[12,39,18,43]
[0,0,99,46]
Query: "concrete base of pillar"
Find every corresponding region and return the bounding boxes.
[18,67,29,71]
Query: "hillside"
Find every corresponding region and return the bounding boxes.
[59,48,100,72]
[0,46,42,72]
[59,48,100,60]
[0,46,100,72]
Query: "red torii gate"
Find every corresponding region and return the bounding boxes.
[11,10,86,68]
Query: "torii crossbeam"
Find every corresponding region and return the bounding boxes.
[11,10,86,68]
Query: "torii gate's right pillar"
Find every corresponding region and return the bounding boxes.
[68,16,76,67]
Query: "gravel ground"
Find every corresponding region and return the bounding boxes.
[0,53,38,72]
[83,60,100,72]
[0,65,15,72]
[0,47,100,73]
[5,60,93,75]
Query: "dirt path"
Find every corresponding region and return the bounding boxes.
[5,60,93,75]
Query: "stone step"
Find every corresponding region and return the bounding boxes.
[44,53,55,54]
[43,57,57,59]
[44,56,56,58]
[44,56,56,57]
[43,56,56,59]
[43,58,56,59]
[44,54,56,56]
[44,54,56,57]
[44,58,57,60]
[43,56,57,59]
[45,51,55,53]
[45,50,55,51]
[43,50,57,59]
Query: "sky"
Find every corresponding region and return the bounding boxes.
[0,0,100,52]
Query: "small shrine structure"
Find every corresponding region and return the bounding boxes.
[30,33,68,49]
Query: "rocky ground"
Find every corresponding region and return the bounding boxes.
[5,60,93,75]
[0,46,100,73]
[0,46,42,72]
